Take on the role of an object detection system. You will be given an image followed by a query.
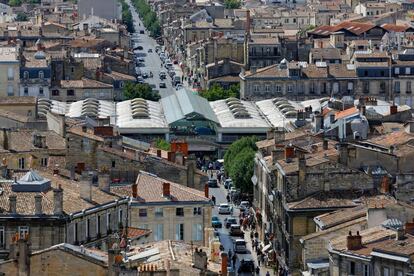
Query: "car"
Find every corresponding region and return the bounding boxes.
[136,45,143,50]
[224,217,238,228]
[139,30,145,34]
[142,72,149,78]
[136,62,145,67]
[229,224,243,236]
[175,84,183,90]
[137,76,144,83]
[208,179,218,188]
[239,201,250,212]
[148,48,153,53]
[233,239,247,254]
[173,60,179,64]
[224,178,233,189]
[137,57,145,62]
[218,203,232,215]
[211,216,222,228]
[159,82,167,88]
[238,259,254,273]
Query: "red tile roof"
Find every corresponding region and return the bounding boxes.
[127,227,152,239]
[335,107,359,120]
[381,23,412,33]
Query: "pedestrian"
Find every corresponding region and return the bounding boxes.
[228,249,232,260]
[266,271,270,276]
[232,254,237,268]
[258,255,261,266]
[256,266,260,275]
[250,231,254,240]
[211,195,216,206]
[252,239,256,250]
[226,195,230,202]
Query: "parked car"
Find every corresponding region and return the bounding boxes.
[238,259,254,273]
[136,62,145,67]
[233,239,247,254]
[136,45,143,50]
[211,216,222,228]
[137,57,145,62]
[239,201,250,212]
[137,76,144,83]
[175,84,183,90]
[229,224,243,236]
[224,178,233,189]
[208,179,218,188]
[159,82,166,88]
[142,72,149,78]
[218,203,232,215]
[139,30,145,34]
[224,217,238,228]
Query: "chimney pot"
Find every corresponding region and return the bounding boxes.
[163,182,170,197]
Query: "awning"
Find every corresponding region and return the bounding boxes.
[262,243,272,254]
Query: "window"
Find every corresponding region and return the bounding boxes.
[139,209,147,217]
[23,71,29,79]
[7,84,13,96]
[40,157,48,167]
[18,158,25,169]
[111,160,115,168]
[67,89,75,96]
[118,209,123,224]
[363,264,369,276]
[287,84,293,93]
[74,223,78,242]
[175,223,184,240]
[38,71,44,79]
[106,212,111,230]
[154,224,164,241]
[39,87,44,95]
[276,85,282,93]
[396,270,403,276]
[380,82,386,93]
[407,81,412,94]
[7,67,13,80]
[253,84,259,92]
[395,67,400,74]
[176,208,184,216]
[71,67,75,73]
[86,219,90,238]
[52,89,59,96]
[96,215,100,235]
[192,223,203,241]
[347,82,354,92]
[322,83,327,94]
[193,207,202,215]
[382,267,390,276]
[18,226,29,239]
[349,261,355,275]
[380,70,385,77]
[0,227,4,247]
[155,207,163,217]
[24,87,28,95]
[395,81,400,93]
[363,82,369,94]
[406,67,411,75]
[119,81,124,88]
[265,84,270,92]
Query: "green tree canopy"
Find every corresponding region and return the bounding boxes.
[224,0,241,9]
[120,0,134,33]
[132,0,161,37]
[123,82,161,101]
[199,84,240,101]
[154,138,170,151]
[8,0,22,6]
[15,12,28,22]
[224,136,258,194]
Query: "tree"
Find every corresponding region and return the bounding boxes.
[8,0,22,6]
[224,136,258,194]
[199,84,240,101]
[15,12,28,22]
[120,0,134,33]
[154,138,170,151]
[123,82,161,101]
[132,0,161,38]
[224,0,241,9]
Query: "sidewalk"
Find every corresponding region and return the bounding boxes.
[244,228,275,276]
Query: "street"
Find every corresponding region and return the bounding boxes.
[126,0,183,98]
[210,184,272,276]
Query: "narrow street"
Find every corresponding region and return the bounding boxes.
[210,183,273,276]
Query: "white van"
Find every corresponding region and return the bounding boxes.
[233,239,247,253]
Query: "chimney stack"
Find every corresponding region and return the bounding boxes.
[98,173,111,192]
[53,185,63,215]
[9,195,16,214]
[390,104,397,115]
[132,183,137,198]
[346,231,362,250]
[80,172,92,201]
[18,237,30,275]
[271,148,284,163]
[163,182,170,197]
[396,227,405,240]
[285,144,295,160]
[314,114,323,132]
[323,139,328,150]
[298,155,306,185]
[34,194,42,215]
[274,128,285,144]
[405,219,414,235]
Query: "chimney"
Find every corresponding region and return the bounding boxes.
[34,194,42,215]
[380,176,390,194]
[175,151,184,165]
[82,125,87,133]
[18,238,30,275]
[274,128,285,144]
[1,129,9,150]
[9,195,16,214]
[53,185,63,215]
[108,244,122,276]
[346,231,362,251]
[390,104,397,115]
[338,143,348,166]
[405,219,414,235]
[298,156,306,185]
[285,144,295,160]
[271,148,284,163]
[98,173,111,192]
[396,227,405,240]
[80,172,92,201]
[406,121,414,134]
[186,155,196,188]
[323,139,328,150]
[220,252,228,276]
[156,149,162,157]
[131,183,137,198]
[163,182,170,197]
[204,183,209,199]
[314,114,323,132]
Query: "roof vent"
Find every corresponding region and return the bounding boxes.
[11,170,51,192]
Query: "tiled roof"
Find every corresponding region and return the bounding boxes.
[287,191,362,210]
[104,71,136,81]
[381,23,412,33]
[335,107,359,120]
[314,205,367,229]
[311,48,342,60]
[328,64,357,78]
[368,130,413,147]
[302,217,367,241]
[3,130,66,152]
[372,234,414,257]
[111,172,209,204]
[60,78,113,89]
[0,96,36,105]
[127,227,152,239]
[0,170,122,215]
[244,64,288,78]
